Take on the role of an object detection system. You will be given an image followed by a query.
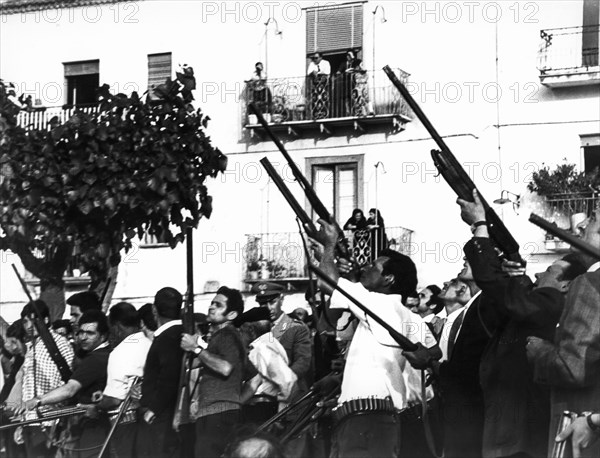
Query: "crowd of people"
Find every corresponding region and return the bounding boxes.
[1,192,599,458]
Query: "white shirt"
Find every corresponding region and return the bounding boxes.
[422,314,435,323]
[439,307,466,362]
[307,59,331,76]
[249,332,297,401]
[330,279,436,409]
[103,331,152,400]
[153,319,181,337]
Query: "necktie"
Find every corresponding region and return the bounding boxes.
[447,310,465,360]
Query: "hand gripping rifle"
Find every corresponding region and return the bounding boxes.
[529,213,600,260]
[249,103,350,260]
[11,264,72,382]
[382,66,525,266]
[172,228,195,431]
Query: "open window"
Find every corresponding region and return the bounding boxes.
[64,60,99,106]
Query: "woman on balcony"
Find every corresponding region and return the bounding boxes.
[367,208,388,258]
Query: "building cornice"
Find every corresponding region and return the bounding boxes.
[0,0,131,15]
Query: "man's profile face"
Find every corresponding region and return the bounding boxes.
[534,260,570,292]
[410,288,434,315]
[70,305,83,326]
[77,322,104,352]
[261,296,283,322]
[439,278,470,303]
[208,293,232,325]
[23,315,39,338]
[457,258,474,282]
[359,256,389,292]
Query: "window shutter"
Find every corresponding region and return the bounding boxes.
[64,60,99,76]
[306,3,363,55]
[148,53,172,91]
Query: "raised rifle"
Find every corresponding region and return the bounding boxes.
[11,264,72,382]
[529,213,600,260]
[249,103,350,260]
[382,66,525,265]
[172,227,195,431]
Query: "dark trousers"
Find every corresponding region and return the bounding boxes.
[329,411,401,458]
[136,417,180,458]
[195,410,240,458]
[241,402,278,427]
[23,426,55,458]
[109,422,137,458]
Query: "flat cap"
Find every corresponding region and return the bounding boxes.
[251,282,284,304]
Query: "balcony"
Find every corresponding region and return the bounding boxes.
[242,226,414,285]
[16,105,98,131]
[242,68,411,139]
[538,25,600,87]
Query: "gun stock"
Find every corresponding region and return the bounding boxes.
[383,66,524,265]
[529,213,600,260]
[11,264,72,382]
[249,104,350,259]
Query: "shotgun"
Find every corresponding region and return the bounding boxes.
[172,228,195,431]
[382,66,525,265]
[529,213,600,260]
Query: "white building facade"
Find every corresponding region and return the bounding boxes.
[1,0,598,320]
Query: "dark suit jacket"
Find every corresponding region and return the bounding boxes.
[470,237,564,458]
[437,238,502,458]
[140,323,183,419]
[532,270,600,458]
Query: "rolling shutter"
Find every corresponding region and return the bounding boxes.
[148,52,172,90]
[306,3,364,55]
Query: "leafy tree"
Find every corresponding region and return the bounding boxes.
[0,68,227,319]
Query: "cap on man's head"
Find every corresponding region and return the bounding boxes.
[234,307,271,327]
[67,291,101,311]
[251,282,284,304]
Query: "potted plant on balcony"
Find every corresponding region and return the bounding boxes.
[247,259,261,280]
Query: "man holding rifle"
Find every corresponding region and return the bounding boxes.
[526,207,600,458]
[315,218,437,458]
[18,300,74,458]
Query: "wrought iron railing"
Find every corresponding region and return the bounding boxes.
[544,193,599,217]
[538,25,600,72]
[242,68,410,127]
[243,226,414,282]
[16,105,98,131]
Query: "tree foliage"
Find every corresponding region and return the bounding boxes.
[0,68,227,296]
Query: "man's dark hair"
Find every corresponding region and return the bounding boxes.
[217,286,244,317]
[379,249,418,298]
[560,253,588,282]
[6,319,26,342]
[138,303,158,331]
[20,300,50,321]
[154,287,182,319]
[52,319,72,335]
[425,284,444,314]
[66,291,101,312]
[78,310,109,336]
[109,302,140,328]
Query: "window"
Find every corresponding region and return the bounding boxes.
[148,52,172,98]
[306,2,364,56]
[306,155,364,222]
[64,60,99,106]
[582,135,600,174]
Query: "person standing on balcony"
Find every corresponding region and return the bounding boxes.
[367,208,388,258]
[335,50,366,117]
[246,62,272,117]
[307,52,331,120]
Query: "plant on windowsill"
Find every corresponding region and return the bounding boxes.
[527,162,600,220]
[247,260,261,280]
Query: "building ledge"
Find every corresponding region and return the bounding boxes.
[540,67,600,87]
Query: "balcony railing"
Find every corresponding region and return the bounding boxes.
[242,68,411,136]
[538,25,600,87]
[243,226,414,283]
[16,105,98,131]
